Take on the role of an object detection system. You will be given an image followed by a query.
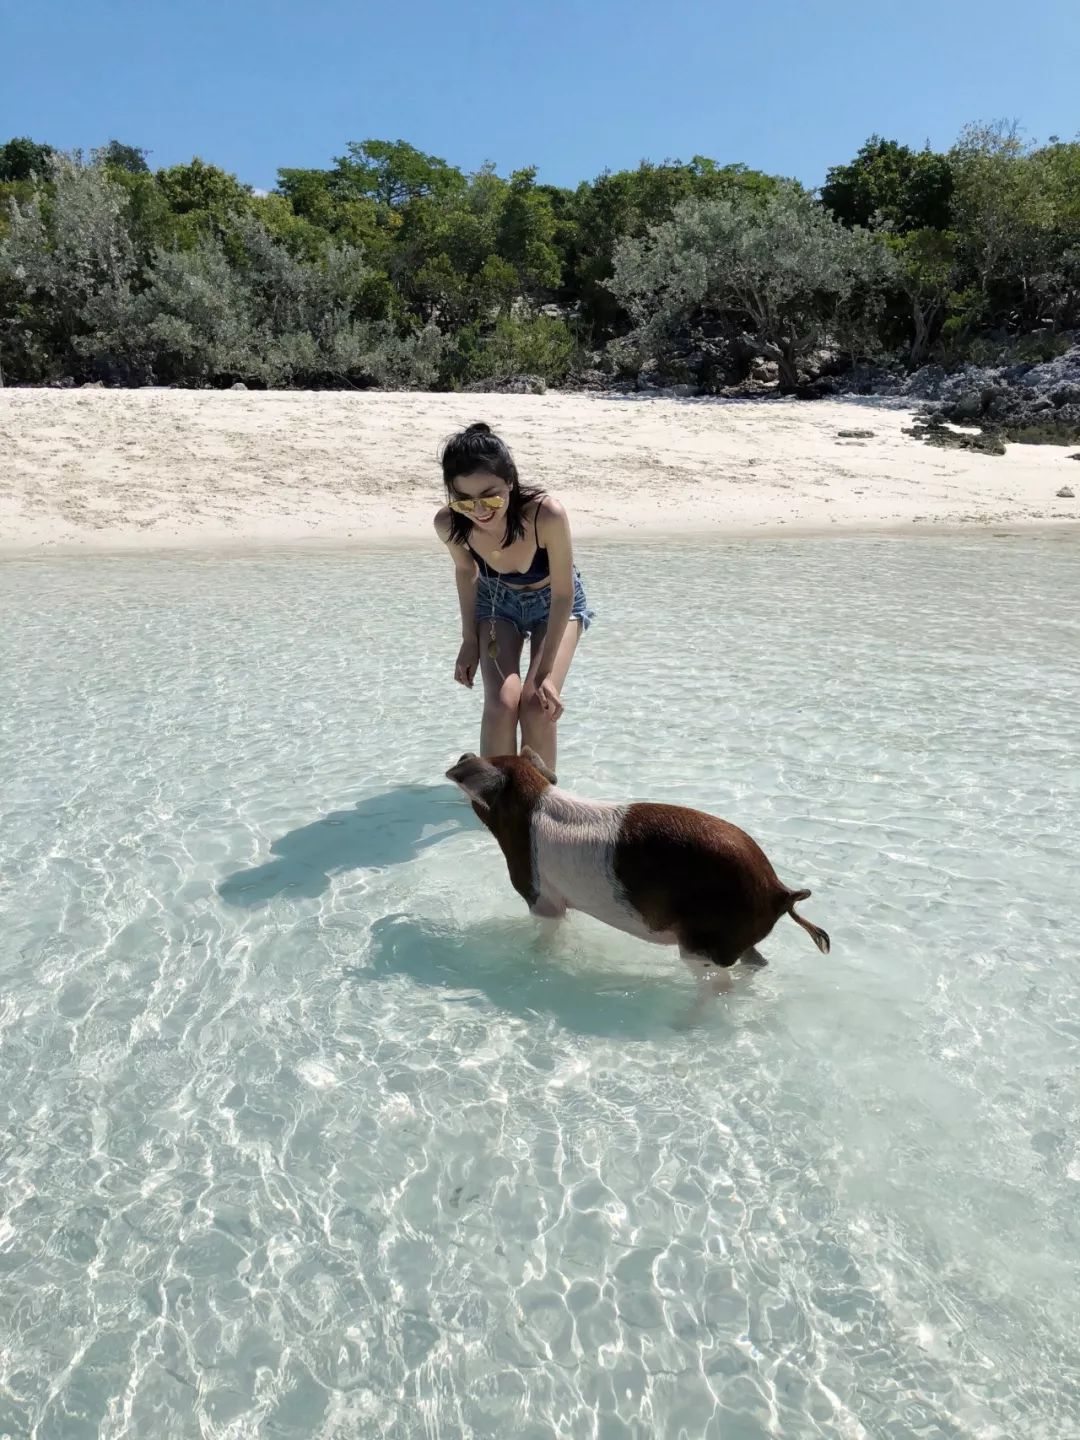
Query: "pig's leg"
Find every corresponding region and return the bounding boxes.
[530,893,567,920]
[740,946,768,967]
[680,953,734,995]
[672,954,733,1029]
[672,930,742,1025]
[528,894,567,959]
[677,927,741,972]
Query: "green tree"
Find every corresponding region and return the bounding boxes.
[565,158,781,342]
[0,136,55,181]
[945,122,1063,331]
[822,136,954,233]
[276,165,386,253]
[0,151,138,379]
[396,164,563,325]
[154,157,254,247]
[389,203,493,325]
[484,311,576,382]
[887,228,961,363]
[331,139,465,210]
[3,123,1076,391]
[98,139,150,174]
[84,214,445,388]
[495,167,562,297]
[611,183,895,389]
[249,191,333,263]
[1026,139,1080,327]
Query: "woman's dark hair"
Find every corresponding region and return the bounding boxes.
[440,421,545,546]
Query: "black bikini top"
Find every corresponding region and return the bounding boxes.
[467,507,550,584]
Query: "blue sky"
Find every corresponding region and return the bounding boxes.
[2,0,1077,191]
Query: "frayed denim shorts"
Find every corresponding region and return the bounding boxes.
[476,565,595,637]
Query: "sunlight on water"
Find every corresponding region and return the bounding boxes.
[1,534,1079,1439]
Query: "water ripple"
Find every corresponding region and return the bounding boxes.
[1,535,1079,1438]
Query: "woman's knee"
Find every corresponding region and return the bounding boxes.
[482,678,522,724]
[520,696,557,740]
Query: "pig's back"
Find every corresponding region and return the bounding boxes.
[532,791,672,943]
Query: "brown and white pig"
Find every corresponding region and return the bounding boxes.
[445,747,830,981]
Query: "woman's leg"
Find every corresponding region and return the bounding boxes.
[477,617,525,757]
[520,620,582,771]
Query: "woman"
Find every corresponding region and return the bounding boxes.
[434,421,593,770]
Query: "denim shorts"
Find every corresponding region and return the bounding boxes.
[476,566,595,637]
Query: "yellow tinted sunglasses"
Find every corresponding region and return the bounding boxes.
[449,494,506,515]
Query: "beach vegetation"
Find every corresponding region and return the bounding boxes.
[610,184,896,389]
[2,122,1079,393]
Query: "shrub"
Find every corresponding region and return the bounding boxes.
[459,311,578,386]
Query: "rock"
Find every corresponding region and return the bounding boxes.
[1057,486,1076,498]
[899,364,948,400]
[837,428,876,439]
[82,379,105,389]
[59,376,76,389]
[464,374,547,396]
[795,377,840,400]
[696,342,751,393]
[852,367,902,396]
[500,374,545,396]
[567,368,609,392]
[798,347,846,382]
[230,380,248,390]
[910,341,1080,444]
[950,389,984,420]
[90,353,152,387]
[904,420,1006,456]
[748,359,779,384]
[1069,452,1080,461]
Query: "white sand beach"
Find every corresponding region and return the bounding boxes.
[0,387,1076,554]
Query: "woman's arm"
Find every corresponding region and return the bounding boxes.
[435,508,480,640]
[533,497,574,686]
[435,508,481,687]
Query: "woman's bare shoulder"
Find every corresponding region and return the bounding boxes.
[534,493,569,536]
[433,505,454,542]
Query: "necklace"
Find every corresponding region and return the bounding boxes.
[482,518,509,665]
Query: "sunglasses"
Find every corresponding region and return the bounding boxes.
[448,494,506,515]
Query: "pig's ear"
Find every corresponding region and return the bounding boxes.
[455,758,507,810]
[520,746,557,785]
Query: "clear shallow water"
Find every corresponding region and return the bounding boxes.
[1,533,1079,1440]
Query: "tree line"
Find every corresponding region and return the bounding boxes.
[1,123,1077,392]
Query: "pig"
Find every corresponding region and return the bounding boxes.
[445,747,830,985]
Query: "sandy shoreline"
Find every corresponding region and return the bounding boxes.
[1,389,1077,556]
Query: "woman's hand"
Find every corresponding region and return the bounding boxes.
[524,675,564,721]
[454,638,480,688]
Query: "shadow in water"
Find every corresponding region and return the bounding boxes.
[356,912,695,1040]
[218,783,475,907]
